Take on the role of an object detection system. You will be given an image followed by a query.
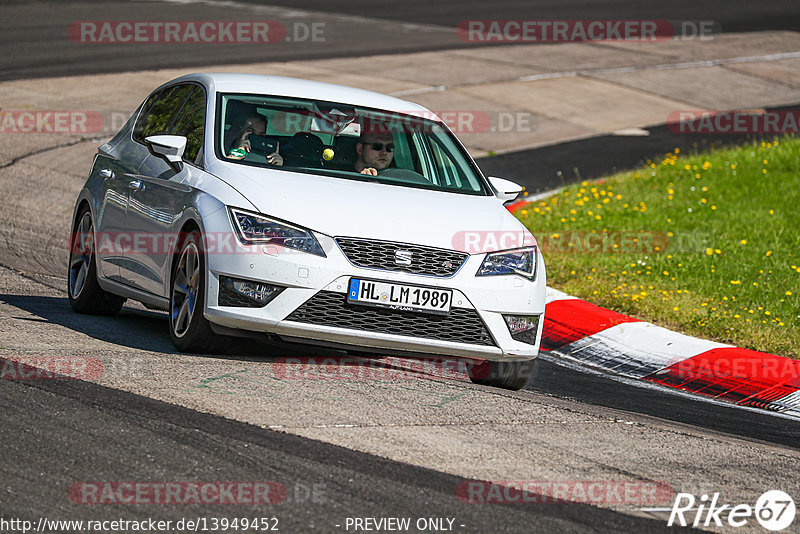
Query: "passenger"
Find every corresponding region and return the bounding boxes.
[226,113,283,166]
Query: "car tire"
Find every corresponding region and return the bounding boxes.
[67,208,126,315]
[467,359,536,391]
[169,229,221,353]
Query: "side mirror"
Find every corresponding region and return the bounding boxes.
[145,135,186,172]
[488,176,524,204]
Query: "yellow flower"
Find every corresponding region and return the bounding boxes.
[787,291,793,296]
[766,251,772,256]
[730,280,741,285]
[705,248,714,256]
[740,239,747,245]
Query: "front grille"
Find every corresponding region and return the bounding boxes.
[286,291,495,346]
[335,237,467,277]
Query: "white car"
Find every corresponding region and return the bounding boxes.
[67,73,546,390]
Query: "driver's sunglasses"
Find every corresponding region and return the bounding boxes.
[368,142,395,152]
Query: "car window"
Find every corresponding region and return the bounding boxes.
[216,93,490,196]
[133,84,194,145]
[171,87,205,164]
[429,137,464,189]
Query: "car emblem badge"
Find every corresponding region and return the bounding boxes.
[442,260,453,269]
[395,250,413,266]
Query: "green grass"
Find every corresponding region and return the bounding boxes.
[516,136,800,358]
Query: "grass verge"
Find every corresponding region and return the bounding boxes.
[516,136,799,358]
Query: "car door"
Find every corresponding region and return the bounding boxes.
[93,100,156,282]
[119,84,201,296]
[92,150,134,282]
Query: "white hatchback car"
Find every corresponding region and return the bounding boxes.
[68,73,546,390]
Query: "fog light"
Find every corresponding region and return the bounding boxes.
[502,314,540,345]
[219,276,283,307]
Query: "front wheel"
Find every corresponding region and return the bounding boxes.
[67,208,125,315]
[169,230,220,352]
[467,359,536,391]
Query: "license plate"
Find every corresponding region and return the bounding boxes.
[347,278,452,314]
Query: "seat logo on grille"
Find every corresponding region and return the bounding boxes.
[394,250,413,266]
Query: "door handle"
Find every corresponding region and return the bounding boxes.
[128,180,145,191]
[99,168,115,179]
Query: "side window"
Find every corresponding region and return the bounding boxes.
[133,84,194,144]
[171,87,205,164]
[430,142,461,188]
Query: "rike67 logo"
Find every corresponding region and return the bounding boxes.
[668,490,795,531]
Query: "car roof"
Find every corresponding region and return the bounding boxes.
[163,72,437,118]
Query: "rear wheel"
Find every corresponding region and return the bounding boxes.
[67,209,125,315]
[467,359,536,391]
[169,230,220,352]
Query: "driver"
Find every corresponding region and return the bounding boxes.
[354,131,394,176]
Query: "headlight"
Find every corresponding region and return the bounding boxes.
[229,208,326,257]
[476,247,537,280]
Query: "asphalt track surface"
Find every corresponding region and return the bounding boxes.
[0,364,686,533]
[2,1,800,532]
[2,0,800,81]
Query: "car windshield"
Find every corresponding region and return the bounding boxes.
[216,93,490,195]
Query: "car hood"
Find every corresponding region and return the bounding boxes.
[209,163,536,253]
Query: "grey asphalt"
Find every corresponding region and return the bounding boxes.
[2,1,800,532]
[2,0,799,81]
[1,370,682,533]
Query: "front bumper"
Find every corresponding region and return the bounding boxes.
[201,211,546,361]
